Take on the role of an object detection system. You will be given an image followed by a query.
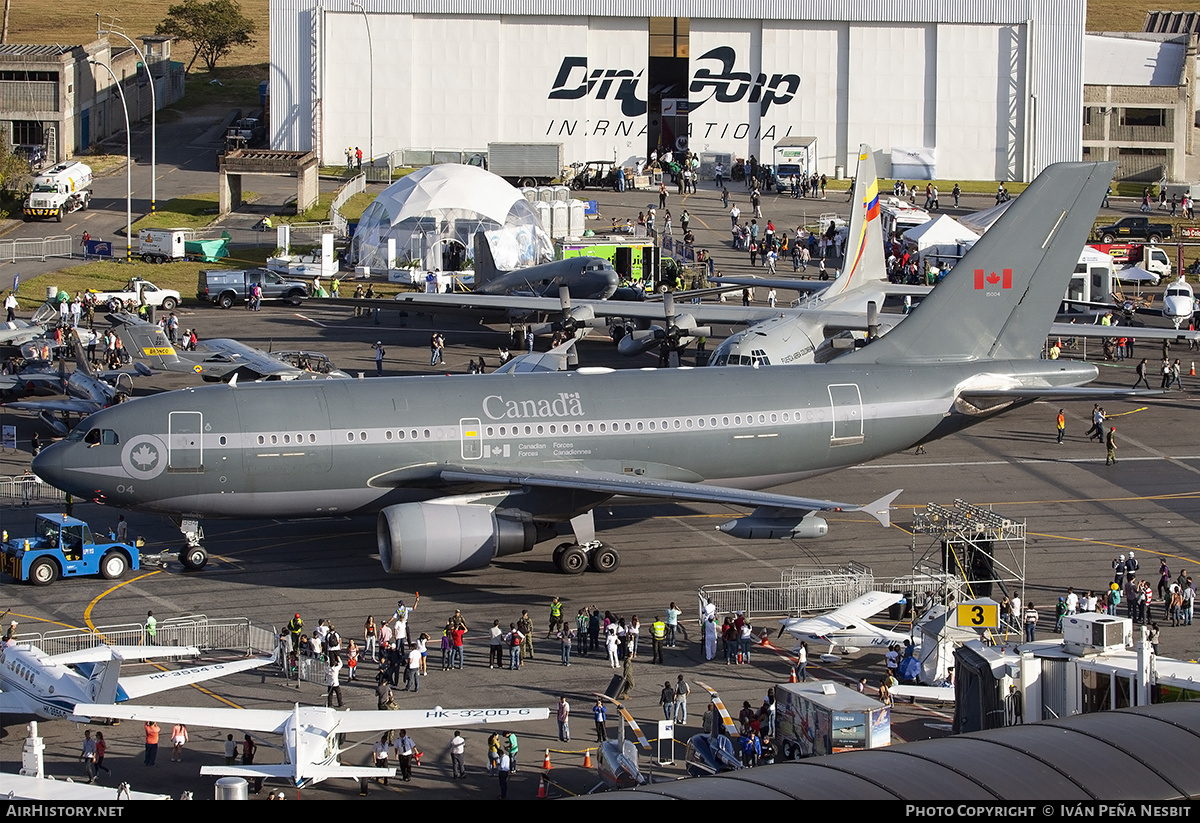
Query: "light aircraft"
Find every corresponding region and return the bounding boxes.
[1056,275,1196,335]
[591,693,650,791]
[34,160,1130,575]
[777,591,914,658]
[1,335,152,435]
[107,313,351,382]
[0,640,274,721]
[73,701,549,789]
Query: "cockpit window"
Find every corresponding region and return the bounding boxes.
[83,428,119,446]
[84,429,102,445]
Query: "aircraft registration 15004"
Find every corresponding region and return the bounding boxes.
[34,160,1136,579]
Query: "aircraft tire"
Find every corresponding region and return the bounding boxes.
[589,545,620,573]
[100,551,128,580]
[181,546,208,571]
[552,542,573,568]
[558,545,588,575]
[29,557,59,586]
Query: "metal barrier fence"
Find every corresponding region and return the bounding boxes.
[700,562,877,623]
[0,475,67,506]
[285,221,337,245]
[0,235,73,263]
[29,616,262,658]
[329,173,366,236]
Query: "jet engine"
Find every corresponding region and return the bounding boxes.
[377,502,538,574]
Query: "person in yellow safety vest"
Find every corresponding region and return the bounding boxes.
[547,597,564,638]
[651,616,667,664]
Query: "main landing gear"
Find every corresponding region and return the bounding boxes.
[176,518,209,571]
[551,542,620,575]
[551,510,620,574]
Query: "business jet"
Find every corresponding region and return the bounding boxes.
[74,701,549,789]
[0,640,274,721]
[34,161,1126,576]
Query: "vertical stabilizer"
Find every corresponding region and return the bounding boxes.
[842,161,1115,363]
[88,657,123,704]
[108,314,181,369]
[822,144,887,300]
[472,232,502,288]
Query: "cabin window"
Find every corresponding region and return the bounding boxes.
[385,430,393,441]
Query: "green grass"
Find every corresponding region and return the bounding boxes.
[168,64,268,113]
[130,192,257,231]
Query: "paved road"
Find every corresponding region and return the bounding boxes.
[1,294,1198,799]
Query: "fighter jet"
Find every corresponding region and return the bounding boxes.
[33,161,1124,575]
[107,313,351,382]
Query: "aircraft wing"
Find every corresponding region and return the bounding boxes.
[1048,322,1200,342]
[118,652,278,700]
[711,275,834,294]
[438,467,898,528]
[72,703,292,734]
[49,645,200,666]
[890,684,955,702]
[329,706,550,735]
[779,591,904,639]
[170,339,307,382]
[2,399,103,415]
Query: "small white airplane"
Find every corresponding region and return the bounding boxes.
[73,702,550,789]
[0,641,275,721]
[777,591,914,659]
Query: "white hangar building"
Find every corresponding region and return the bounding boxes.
[269,0,1086,182]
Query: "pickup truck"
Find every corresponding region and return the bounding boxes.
[1,513,141,585]
[197,267,309,308]
[90,277,182,311]
[1093,217,1173,244]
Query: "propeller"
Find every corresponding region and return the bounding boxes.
[531,286,598,340]
[617,291,711,365]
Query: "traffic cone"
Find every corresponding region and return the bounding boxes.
[542,749,552,770]
[582,749,592,768]
[1191,362,1195,376]
[537,774,547,799]
[789,667,798,683]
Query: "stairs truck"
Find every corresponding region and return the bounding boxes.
[23,161,92,222]
[472,142,564,188]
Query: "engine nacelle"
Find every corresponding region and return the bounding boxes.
[718,515,829,540]
[378,502,537,574]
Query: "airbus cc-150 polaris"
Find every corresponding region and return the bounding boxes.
[33,161,1128,576]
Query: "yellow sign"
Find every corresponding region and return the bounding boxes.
[142,347,176,356]
[956,602,999,629]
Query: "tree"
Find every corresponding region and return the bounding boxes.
[156,0,256,73]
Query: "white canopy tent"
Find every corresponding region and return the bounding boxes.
[900,214,980,269]
[351,164,552,272]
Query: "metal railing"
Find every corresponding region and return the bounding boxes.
[26,615,266,658]
[0,235,74,263]
[0,475,67,506]
[329,173,366,236]
[284,221,337,245]
[700,562,877,622]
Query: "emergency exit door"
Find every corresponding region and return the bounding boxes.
[168,411,203,472]
[460,417,483,460]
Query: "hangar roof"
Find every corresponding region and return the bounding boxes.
[1085,33,1188,87]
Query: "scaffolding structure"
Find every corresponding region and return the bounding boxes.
[911,498,1027,604]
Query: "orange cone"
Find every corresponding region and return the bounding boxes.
[583,749,592,768]
[789,667,798,683]
[542,749,552,770]
[1191,362,1196,376]
[537,774,547,799]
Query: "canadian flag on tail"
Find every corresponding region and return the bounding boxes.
[974,268,1013,289]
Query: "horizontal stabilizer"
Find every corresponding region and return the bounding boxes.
[119,652,277,700]
[50,645,199,666]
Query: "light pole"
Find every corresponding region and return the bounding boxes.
[350,1,373,166]
[97,20,157,212]
[90,59,132,263]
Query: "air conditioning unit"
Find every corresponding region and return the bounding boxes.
[1062,613,1131,655]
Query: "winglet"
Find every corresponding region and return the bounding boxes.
[853,489,902,528]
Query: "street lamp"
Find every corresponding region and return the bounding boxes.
[97,19,157,213]
[350,1,373,166]
[90,59,133,263]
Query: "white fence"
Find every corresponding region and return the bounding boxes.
[329,173,366,236]
[0,235,73,262]
[26,615,270,658]
[0,474,67,506]
[700,562,877,622]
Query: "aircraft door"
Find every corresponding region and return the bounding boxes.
[168,411,203,471]
[827,383,864,446]
[460,417,483,460]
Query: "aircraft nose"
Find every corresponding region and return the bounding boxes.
[31,445,61,486]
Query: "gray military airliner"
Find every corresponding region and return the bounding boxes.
[34,161,1116,576]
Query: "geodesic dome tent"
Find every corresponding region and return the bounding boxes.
[350,164,552,272]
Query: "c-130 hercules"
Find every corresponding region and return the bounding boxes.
[34,161,1123,576]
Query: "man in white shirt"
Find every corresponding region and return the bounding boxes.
[448,731,466,779]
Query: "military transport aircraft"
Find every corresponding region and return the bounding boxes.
[33,161,1123,576]
[449,233,619,301]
